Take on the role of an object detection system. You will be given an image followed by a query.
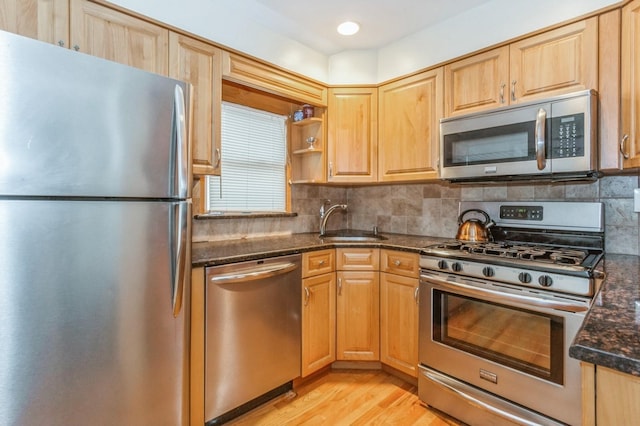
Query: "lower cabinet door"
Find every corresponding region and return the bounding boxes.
[302,272,336,377]
[380,272,419,377]
[336,271,380,361]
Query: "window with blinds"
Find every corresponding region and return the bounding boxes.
[206,102,287,212]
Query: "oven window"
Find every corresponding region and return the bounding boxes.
[433,290,564,384]
[443,121,537,166]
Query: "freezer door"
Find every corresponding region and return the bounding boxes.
[0,199,190,426]
[0,30,190,199]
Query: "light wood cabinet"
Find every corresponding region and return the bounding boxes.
[290,115,326,184]
[0,0,68,46]
[510,18,598,103]
[621,0,640,168]
[598,9,623,171]
[169,32,222,176]
[301,249,336,377]
[444,46,510,117]
[222,51,327,106]
[581,363,640,425]
[190,267,205,426]
[302,272,336,376]
[303,249,335,277]
[380,250,419,277]
[70,0,168,75]
[380,250,420,377]
[335,248,379,361]
[596,366,640,424]
[445,18,598,117]
[327,88,378,183]
[378,68,443,182]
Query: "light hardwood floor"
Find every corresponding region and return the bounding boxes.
[226,369,463,425]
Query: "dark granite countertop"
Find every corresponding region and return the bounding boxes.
[193,233,640,378]
[570,254,640,377]
[191,231,446,267]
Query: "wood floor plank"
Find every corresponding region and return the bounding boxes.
[226,369,463,426]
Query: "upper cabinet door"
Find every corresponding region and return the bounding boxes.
[444,46,509,117]
[621,0,640,169]
[379,68,443,182]
[327,88,378,183]
[445,18,597,117]
[0,0,68,46]
[169,32,222,176]
[70,0,168,75]
[510,18,598,104]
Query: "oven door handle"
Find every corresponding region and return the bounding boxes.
[421,273,589,313]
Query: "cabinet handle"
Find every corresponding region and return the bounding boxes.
[394,260,401,266]
[214,148,221,169]
[329,162,333,178]
[511,80,517,101]
[318,260,325,266]
[620,134,630,160]
[414,287,420,305]
[304,287,310,306]
[499,83,505,103]
[338,277,342,295]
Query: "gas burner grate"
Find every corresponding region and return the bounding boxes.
[432,241,589,266]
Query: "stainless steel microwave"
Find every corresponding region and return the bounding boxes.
[439,90,598,183]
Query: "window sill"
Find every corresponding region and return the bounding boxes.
[194,212,298,220]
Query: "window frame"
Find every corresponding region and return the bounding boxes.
[204,81,296,215]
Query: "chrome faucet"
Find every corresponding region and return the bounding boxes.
[319,203,348,236]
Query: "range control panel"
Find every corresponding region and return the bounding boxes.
[499,205,543,221]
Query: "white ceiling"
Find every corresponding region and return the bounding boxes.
[242,0,494,55]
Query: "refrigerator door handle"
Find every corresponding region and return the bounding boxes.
[172,201,190,317]
[174,84,189,198]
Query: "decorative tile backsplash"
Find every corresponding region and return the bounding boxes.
[193,174,640,255]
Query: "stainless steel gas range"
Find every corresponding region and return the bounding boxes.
[418,201,605,426]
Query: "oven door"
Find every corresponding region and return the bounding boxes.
[418,270,588,426]
[440,103,551,180]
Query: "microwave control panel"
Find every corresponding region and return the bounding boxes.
[550,113,584,158]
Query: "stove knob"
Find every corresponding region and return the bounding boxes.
[538,275,553,287]
[451,262,463,272]
[437,260,448,270]
[482,266,495,277]
[518,272,532,283]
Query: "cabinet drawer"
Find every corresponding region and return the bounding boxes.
[336,248,379,271]
[381,250,419,278]
[302,249,335,278]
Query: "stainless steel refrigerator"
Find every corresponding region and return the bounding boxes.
[0,30,191,425]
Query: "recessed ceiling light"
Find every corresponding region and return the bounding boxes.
[337,21,360,36]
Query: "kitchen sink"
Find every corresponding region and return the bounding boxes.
[318,229,387,242]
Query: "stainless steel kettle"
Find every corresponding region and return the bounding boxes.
[456,209,494,242]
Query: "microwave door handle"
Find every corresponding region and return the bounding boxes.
[535,108,547,170]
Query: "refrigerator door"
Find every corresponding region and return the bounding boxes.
[0,199,190,425]
[0,30,190,199]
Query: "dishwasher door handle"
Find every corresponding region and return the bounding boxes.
[209,262,299,285]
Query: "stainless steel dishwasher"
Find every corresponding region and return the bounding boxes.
[205,254,301,424]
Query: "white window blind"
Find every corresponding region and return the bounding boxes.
[207,102,287,212]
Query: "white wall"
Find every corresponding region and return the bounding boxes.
[106,0,330,82]
[375,0,622,83]
[108,0,621,84]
